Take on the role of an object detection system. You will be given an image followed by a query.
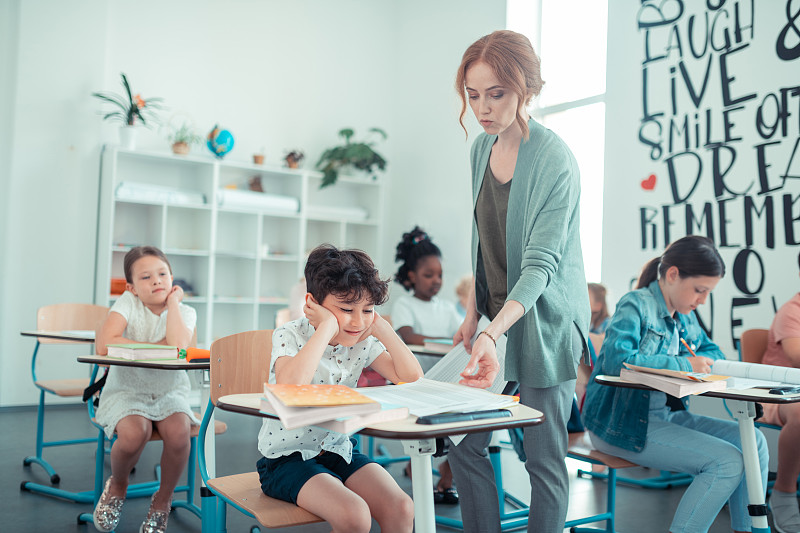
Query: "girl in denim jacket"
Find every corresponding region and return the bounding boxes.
[583,236,768,533]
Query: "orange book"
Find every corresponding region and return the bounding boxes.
[264,383,377,407]
[262,383,382,430]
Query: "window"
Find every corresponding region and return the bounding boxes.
[508,0,608,283]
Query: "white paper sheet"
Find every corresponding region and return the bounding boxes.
[358,378,517,417]
[713,359,800,389]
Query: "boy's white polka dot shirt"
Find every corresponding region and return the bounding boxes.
[257,318,386,462]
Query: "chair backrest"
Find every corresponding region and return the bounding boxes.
[739,328,769,364]
[37,303,109,345]
[210,330,272,404]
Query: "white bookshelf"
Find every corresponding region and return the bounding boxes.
[94,146,385,348]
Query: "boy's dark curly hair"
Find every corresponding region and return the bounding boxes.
[305,244,389,306]
[394,226,441,291]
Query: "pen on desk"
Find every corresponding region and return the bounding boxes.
[680,337,697,357]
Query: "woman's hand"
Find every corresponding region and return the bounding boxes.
[303,295,338,335]
[166,285,184,306]
[453,314,480,353]
[688,356,714,373]
[459,331,499,389]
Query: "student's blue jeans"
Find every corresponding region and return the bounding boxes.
[589,403,769,533]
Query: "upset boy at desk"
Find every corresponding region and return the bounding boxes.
[256,244,423,533]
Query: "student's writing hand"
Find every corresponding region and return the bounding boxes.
[454,315,479,354]
[459,333,499,389]
[166,285,184,306]
[303,295,338,338]
[688,356,714,373]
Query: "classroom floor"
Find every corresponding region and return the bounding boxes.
[1,403,788,532]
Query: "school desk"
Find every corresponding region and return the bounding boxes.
[596,375,800,533]
[213,392,544,533]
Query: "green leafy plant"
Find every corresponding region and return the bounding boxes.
[315,128,387,188]
[284,149,305,168]
[92,73,163,126]
[168,123,202,145]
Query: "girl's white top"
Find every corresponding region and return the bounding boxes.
[95,291,198,438]
[391,294,463,338]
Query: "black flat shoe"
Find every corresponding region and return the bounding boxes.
[434,486,459,505]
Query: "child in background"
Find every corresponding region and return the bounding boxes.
[392,225,462,503]
[94,246,197,533]
[582,283,612,400]
[257,244,422,533]
[582,236,768,533]
[392,226,463,345]
[455,274,474,318]
[588,282,611,337]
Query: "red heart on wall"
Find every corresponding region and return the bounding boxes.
[641,174,657,190]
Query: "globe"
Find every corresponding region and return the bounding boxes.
[207,125,234,158]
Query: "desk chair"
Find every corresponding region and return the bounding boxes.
[198,330,324,532]
[735,328,795,496]
[24,303,109,485]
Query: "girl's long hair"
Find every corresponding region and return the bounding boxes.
[636,235,725,289]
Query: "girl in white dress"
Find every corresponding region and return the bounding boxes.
[93,246,197,533]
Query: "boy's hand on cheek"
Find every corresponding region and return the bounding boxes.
[304,296,338,335]
[357,311,381,343]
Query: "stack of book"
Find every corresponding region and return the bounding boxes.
[422,338,454,354]
[260,383,409,433]
[106,343,178,361]
[619,363,729,397]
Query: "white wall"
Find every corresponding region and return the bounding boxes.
[0,0,506,406]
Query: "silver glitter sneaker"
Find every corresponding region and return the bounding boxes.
[139,494,170,533]
[93,476,124,532]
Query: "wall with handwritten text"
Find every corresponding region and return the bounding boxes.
[603,1,800,354]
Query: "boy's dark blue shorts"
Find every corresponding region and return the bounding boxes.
[256,439,374,504]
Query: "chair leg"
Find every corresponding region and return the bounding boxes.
[22,389,60,484]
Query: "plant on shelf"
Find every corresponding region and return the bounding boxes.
[92,73,163,127]
[167,123,202,155]
[284,149,305,169]
[315,128,387,188]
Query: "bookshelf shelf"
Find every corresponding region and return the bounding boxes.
[95,146,385,346]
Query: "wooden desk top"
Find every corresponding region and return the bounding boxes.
[216,392,544,440]
[596,374,800,404]
[21,330,96,342]
[77,354,209,371]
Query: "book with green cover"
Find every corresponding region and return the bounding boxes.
[106,343,178,360]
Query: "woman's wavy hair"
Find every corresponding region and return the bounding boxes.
[455,30,543,141]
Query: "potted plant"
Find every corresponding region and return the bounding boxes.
[315,128,387,188]
[253,147,266,165]
[168,123,202,155]
[284,149,305,169]
[92,73,163,150]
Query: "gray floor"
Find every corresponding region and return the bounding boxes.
[0,403,786,532]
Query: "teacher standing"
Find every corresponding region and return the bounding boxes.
[449,30,591,533]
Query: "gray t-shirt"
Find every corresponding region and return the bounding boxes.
[475,161,511,320]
